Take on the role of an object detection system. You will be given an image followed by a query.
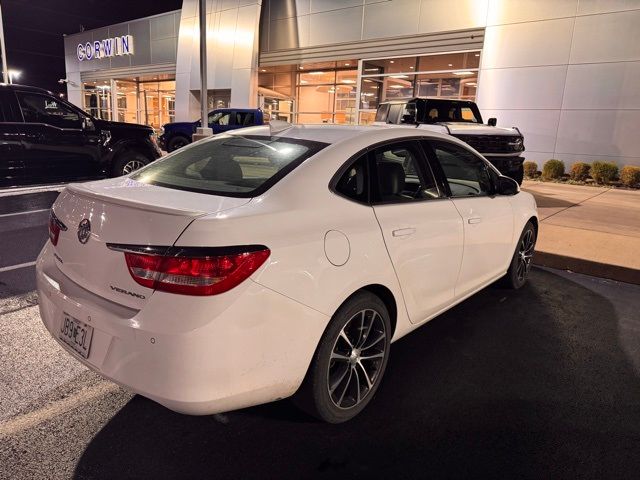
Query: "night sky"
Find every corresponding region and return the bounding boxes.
[1,0,182,94]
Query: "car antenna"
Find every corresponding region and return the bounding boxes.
[270,120,293,135]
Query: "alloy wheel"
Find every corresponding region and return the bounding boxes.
[122,159,146,175]
[327,309,387,410]
[516,228,535,282]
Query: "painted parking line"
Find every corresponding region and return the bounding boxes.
[0,184,66,198]
[0,382,120,438]
[0,261,37,273]
[0,208,50,219]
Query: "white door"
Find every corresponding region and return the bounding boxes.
[371,141,464,324]
[428,140,514,297]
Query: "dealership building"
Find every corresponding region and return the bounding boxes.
[63,0,640,167]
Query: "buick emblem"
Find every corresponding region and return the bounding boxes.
[77,218,91,244]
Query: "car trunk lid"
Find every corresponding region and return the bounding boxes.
[50,177,251,309]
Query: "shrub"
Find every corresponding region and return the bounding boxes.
[523,161,538,179]
[620,165,640,187]
[542,159,564,180]
[591,161,619,184]
[569,162,591,182]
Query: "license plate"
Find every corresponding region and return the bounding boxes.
[59,313,94,359]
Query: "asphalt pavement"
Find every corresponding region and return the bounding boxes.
[1,189,639,479]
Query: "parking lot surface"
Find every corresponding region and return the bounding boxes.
[1,191,639,479]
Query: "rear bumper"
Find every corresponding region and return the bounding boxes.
[36,242,329,415]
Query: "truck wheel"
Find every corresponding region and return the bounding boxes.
[111,151,149,177]
[513,166,524,185]
[167,135,190,152]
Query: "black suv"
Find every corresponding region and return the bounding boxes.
[0,84,162,188]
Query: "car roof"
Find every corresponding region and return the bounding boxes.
[228,123,460,146]
[0,83,53,95]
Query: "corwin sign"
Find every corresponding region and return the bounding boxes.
[77,35,134,61]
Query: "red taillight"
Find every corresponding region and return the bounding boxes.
[49,211,67,246]
[123,248,270,296]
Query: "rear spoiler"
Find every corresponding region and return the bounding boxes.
[67,183,206,217]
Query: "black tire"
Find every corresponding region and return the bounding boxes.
[513,166,524,185]
[502,221,537,289]
[167,135,190,152]
[294,291,391,423]
[111,151,149,177]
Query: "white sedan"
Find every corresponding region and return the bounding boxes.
[37,123,537,423]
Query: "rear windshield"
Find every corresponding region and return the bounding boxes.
[131,135,328,197]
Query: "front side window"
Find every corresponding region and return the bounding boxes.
[131,135,328,197]
[422,100,481,124]
[431,141,492,197]
[372,142,439,203]
[208,111,231,126]
[17,93,83,129]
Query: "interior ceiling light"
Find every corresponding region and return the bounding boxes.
[453,71,474,75]
[344,63,350,66]
[390,75,409,79]
[389,85,405,89]
[389,60,394,63]
[475,53,480,57]
[341,79,356,84]
[309,71,324,75]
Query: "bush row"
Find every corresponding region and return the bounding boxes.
[523,160,640,188]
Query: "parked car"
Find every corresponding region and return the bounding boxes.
[0,84,161,188]
[158,108,265,152]
[38,123,537,423]
[374,97,526,184]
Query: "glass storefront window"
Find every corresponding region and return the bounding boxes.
[359,51,481,120]
[82,82,112,120]
[82,76,175,130]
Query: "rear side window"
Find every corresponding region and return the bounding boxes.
[375,104,389,123]
[372,143,440,203]
[132,135,328,197]
[335,155,368,203]
[387,104,403,124]
[237,111,255,126]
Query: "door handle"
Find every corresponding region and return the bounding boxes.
[392,228,416,237]
[468,217,482,224]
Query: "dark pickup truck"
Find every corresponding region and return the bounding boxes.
[159,108,265,152]
[0,84,161,188]
[375,98,526,184]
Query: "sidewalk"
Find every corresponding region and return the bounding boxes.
[521,181,640,284]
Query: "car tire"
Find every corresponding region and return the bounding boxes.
[111,151,149,177]
[502,221,537,289]
[167,135,190,152]
[294,291,391,423]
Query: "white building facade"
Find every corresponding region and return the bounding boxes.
[64,0,640,168]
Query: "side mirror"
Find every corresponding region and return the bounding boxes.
[496,175,519,195]
[487,117,497,127]
[82,117,95,131]
[401,113,416,124]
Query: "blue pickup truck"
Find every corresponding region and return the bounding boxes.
[159,108,265,152]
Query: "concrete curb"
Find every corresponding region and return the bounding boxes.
[533,251,640,285]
